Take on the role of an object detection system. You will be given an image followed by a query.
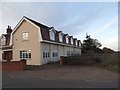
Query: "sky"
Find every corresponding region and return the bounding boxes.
[0,0,119,51]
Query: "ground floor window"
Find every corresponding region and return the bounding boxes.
[20,50,31,59]
[43,51,49,59]
[52,52,58,57]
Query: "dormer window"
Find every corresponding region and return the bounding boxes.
[49,27,56,41]
[1,35,6,46]
[71,37,73,44]
[59,32,63,42]
[65,35,69,44]
[79,41,81,47]
[75,40,78,46]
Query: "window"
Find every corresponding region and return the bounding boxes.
[43,51,49,59]
[75,40,78,46]
[1,36,6,46]
[22,32,29,40]
[43,52,45,58]
[52,52,58,58]
[59,33,63,42]
[66,36,69,44]
[79,41,81,47]
[20,50,31,59]
[71,38,73,44]
[50,31,55,40]
[67,51,71,56]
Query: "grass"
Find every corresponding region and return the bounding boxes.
[25,53,119,73]
[95,63,119,73]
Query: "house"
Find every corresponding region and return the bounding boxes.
[0,26,12,61]
[0,36,2,61]
[1,16,82,65]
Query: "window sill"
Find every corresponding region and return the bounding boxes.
[20,58,32,60]
[22,40,29,42]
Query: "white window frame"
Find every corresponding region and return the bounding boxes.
[50,30,55,41]
[59,33,63,42]
[79,41,81,47]
[52,51,58,58]
[1,36,6,46]
[75,40,78,46]
[71,37,73,45]
[43,51,50,59]
[22,32,29,41]
[20,49,31,59]
[66,36,69,44]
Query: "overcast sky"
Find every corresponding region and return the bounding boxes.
[0,1,119,51]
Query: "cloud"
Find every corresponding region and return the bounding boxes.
[0,2,118,51]
[90,16,118,37]
[1,2,34,34]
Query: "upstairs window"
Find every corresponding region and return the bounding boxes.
[75,40,78,46]
[50,30,55,41]
[71,38,73,45]
[22,32,29,41]
[1,36,6,46]
[79,41,81,47]
[59,33,63,42]
[66,36,69,44]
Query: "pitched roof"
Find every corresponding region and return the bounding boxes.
[24,16,49,29]
[24,16,81,47]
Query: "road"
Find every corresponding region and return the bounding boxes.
[2,64,119,88]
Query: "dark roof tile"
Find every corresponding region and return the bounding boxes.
[25,16,81,47]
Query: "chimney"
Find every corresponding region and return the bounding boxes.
[6,25,12,34]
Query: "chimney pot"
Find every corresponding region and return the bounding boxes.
[6,25,12,34]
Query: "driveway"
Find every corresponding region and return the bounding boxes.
[2,63,118,88]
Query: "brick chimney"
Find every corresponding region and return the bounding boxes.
[6,25,12,35]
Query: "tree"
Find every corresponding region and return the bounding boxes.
[82,33,102,53]
[102,47,114,53]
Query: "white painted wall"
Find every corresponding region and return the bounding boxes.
[41,43,51,64]
[58,45,65,59]
[0,48,2,61]
[41,42,81,65]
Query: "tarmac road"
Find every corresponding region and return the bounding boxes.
[2,64,119,88]
[2,76,118,88]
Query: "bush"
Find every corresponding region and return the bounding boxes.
[62,55,100,65]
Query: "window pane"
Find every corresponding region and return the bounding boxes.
[48,52,49,57]
[43,52,45,58]
[20,51,22,58]
[52,52,54,57]
[29,53,31,58]
[23,53,25,58]
[46,52,47,58]
[50,31,55,40]
[26,53,28,58]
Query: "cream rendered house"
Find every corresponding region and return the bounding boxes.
[0,47,2,61]
[12,16,82,65]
